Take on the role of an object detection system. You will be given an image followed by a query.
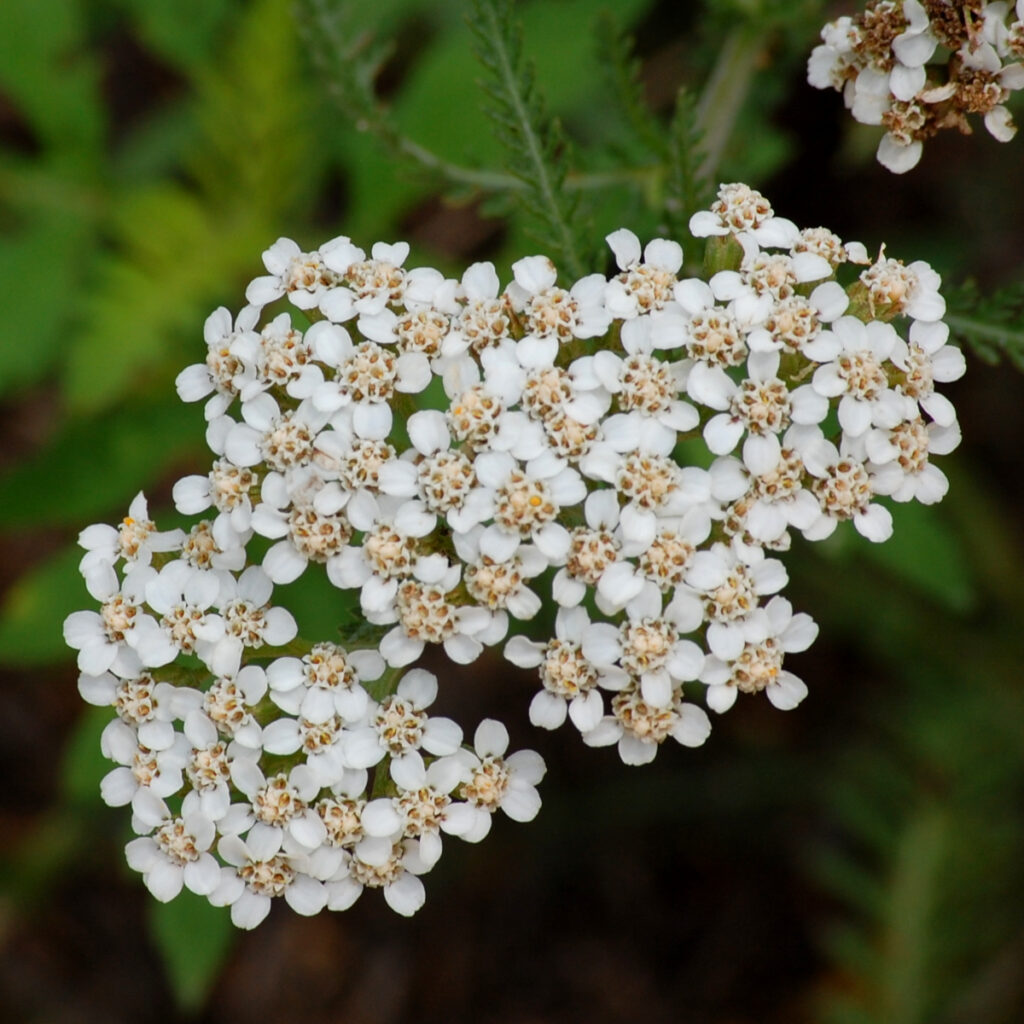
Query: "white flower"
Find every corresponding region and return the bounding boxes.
[389,750,472,868]
[442,261,512,358]
[185,663,268,750]
[329,836,431,916]
[452,525,547,620]
[176,305,261,418]
[612,582,706,704]
[689,183,799,249]
[801,437,893,543]
[223,394,331,472]
[889,319,966,426]
[222,762,328,854]
[321,238,411,316]
[379,410,494,534]
[550,489,645,612]
[810,316,906,438]
[700,596,817,713]
[125,793,220,901]
[342,669,463,769]
[267,644,382,724]
[63,566,171,675]
[506,254,610,363]
[211,832,327,928]
[586,319,697,452]
[376,559,494,667]
[505,605,624,733]
[724,441,822,545]
[860,254,945,322]
[98,719,189,807]
[474,449,585,564]
[604,228,683,318]
[251,470,353,585]
[443,720,546,842]
[864,415,960,504]
[78,493,184,598]
[691,351,821,475]
[173,459,259,546]
[582,684,711,765]
[807,17,860,92]
[889,0,937,100]
[686,542,787,661]
[181,718,258,822]
[201,566,297,677]
[78,668,201,752]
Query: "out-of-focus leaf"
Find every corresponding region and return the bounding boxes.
[335,0,652,246]
[150,891,236,1012]
[394,0,652,164]
[859,500,977,613]
[64,0,315,413]
[188,0,313,214]
[62,184,256,412]
[818,499,977,614]
[60,705,112,806]
[110,0,241,75]
[0,396,203,530]
[0,213,93,396]
[0,544,86,666]
[0,0,104,153]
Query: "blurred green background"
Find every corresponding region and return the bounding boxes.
[2,0,1024,1021]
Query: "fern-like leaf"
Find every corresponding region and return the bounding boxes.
[945,278,1024,373]
[467,0,589,279]
[296,0,396,149]
[64,0,314,413]
[592,11,667,160]
[298,0,519,194]
[664,85,711,242]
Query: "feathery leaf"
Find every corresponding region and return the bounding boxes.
[467,0,589,279]
[665,85,711,242]
[945,279,1024,373]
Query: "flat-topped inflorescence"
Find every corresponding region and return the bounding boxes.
[809,0,1024,172]
[64,182,964,925]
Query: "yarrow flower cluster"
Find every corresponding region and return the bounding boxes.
[809,0,1024,171]
[64,182,964,926]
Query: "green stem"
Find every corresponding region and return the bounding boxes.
[694,27,764,184]
[373,126,663,196]
[395,136,522,191]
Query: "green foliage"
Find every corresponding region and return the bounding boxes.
[816,500,978,614]
[150,893,237,1012]
[805,488,1024,1024]
[297,0,406,160]
[0,0,105,153]
[946,279,1024,372]
[0,0,105,397]
[815,685,1024,1024]
[0,544,86,666]
[0,213,95,397]
[107,0,242,75]
[64,0,315,414]
[592,12,667,162]
[0,397,201,531]
[664,87,712,242]
[60,706,115,811]
[467,0,590,278]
